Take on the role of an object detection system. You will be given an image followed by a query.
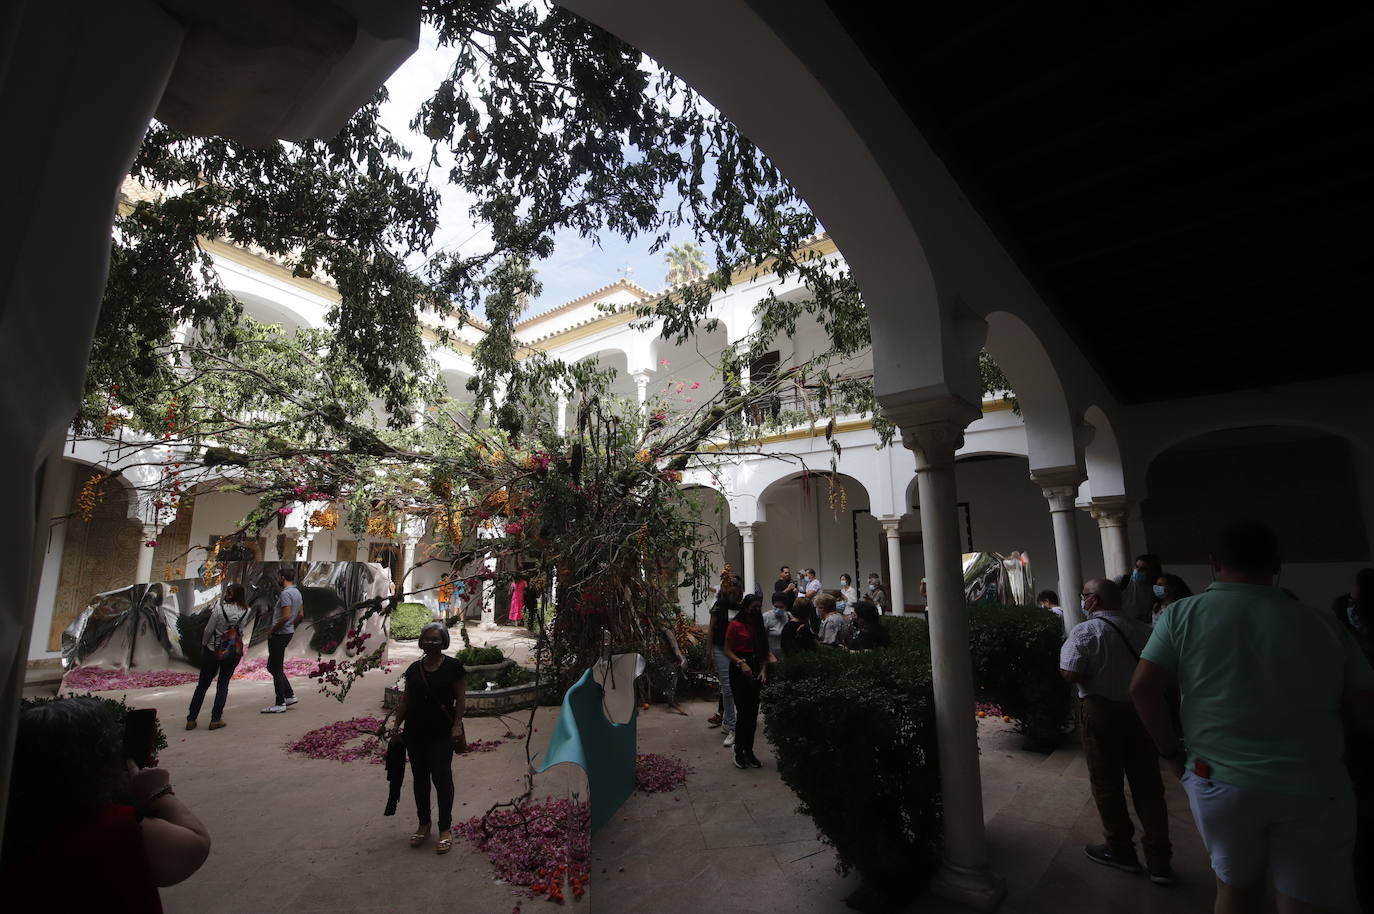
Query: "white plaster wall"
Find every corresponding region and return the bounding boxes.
[186,490,268,559]
[517,287,645,341]
[896,455,1105,604]
[28,460,76,660]
[756,475,872,596]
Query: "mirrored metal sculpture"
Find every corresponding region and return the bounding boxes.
[62,561,393,671]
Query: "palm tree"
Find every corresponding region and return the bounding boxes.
[663,241,709,286]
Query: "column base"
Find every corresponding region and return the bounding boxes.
[930,859,1006,912]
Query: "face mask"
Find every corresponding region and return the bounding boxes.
[1131,569,1143,580]
[1152,585,1166,598]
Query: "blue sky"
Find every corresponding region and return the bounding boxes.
[380,28,691,315]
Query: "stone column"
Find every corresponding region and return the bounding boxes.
[135,524,159,584]
[1033,469,1088,633]
[898,399,1005,911]
[631,370,651,408]
[262,530,280,562]
[875,516,906,615]
[400,537,419,591]
[556,393,569,436]
[735,522,758,595]
[1089,496,1131,582]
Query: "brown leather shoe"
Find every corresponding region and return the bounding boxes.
[185,720,197,730]
[208,720,227,730]
[707,714,722,728]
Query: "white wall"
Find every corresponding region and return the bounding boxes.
[186,490,268,568]
[28,460,76,660]
[899,455,1105,604]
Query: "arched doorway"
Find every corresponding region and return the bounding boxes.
[757,471,877,597]
[1144,425,1373,604]
[678,484,741,623]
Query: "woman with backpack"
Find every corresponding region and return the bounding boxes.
[186,583,251,731]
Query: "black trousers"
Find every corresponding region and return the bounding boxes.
[187,650,240,721]
[728,663,762,757]
[267,632,295,704]
[406,736,455,831]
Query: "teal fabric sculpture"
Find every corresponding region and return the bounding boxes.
[535,654,640,834]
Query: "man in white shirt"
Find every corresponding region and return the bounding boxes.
[803,568,823,600]
[1060,578,1171,884]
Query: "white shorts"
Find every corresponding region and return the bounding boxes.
[1181,770,1356,905]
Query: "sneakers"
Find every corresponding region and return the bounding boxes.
[745,752,763,769]
[261,704,288,713]
[185,720,197,730]
[707,713,722,728]
[733,754,747,769]
[723,730,735,747]
[208,720,227,731]
[1147,862,1175,886]
[283,696,299,707]
[1084,844,1142,874]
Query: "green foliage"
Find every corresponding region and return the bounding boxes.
[764,609,1068,898]
[965,606,1072,747]
[390,602,434,641]
[762,647,941,898]
[978,349,1019,414]
[19,693,169,762]
[886,612,1070,746]
[494,664,533,688]
[456,645,505,666]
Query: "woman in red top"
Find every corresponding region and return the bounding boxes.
[1,698,212,912]
[722,592,776,769]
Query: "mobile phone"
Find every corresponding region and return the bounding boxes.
[124,708,158,769]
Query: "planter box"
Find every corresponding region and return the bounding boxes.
[383,662,546,716]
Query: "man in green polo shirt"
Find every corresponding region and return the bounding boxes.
[1131,520,1374,912]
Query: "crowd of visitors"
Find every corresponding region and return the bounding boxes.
[1057,520,1374,912]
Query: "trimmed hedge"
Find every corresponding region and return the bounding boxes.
[966,605,1072,748]
[762,605,1070,902]
[886,608,1070,747]
[390,602,433,641]
[456,645,505,666]
[762,645,941,904]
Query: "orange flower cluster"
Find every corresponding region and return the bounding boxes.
[529,864,586,903]
[76,472,108,522]
[308,506,338,530]
[365,515,396,539]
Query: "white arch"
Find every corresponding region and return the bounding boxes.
[984,311,1083,474]
[1083,405,1126,499]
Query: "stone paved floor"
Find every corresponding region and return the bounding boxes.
[594,700,1252,914]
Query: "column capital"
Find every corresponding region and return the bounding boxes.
[1030,466,1086,510]
[1087,495,1132,526]
[733,521,760,540]
[886,396,981,472]
[873,515,904,535]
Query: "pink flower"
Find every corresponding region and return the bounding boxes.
[652,411,666,421]
[690,381,700,390]
[675,384,684,393]
[505,521,523,535]
[658,359,669,366]
[324,640,339,652]
[278,506,292,515]
[144,539,158,548]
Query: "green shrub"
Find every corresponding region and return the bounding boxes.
[390,602,433,641]
[495,664,533,687]
[762,647,941,901]
[886,609,1070,748]
[456,645,505,666]
[965,605,1072,748]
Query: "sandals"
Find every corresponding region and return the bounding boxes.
[436,832,453,855]
[409,828,430,848]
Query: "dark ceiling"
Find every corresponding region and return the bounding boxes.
[827,3,1374,403]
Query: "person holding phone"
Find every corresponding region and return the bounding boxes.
[388,622,467,854]
[262,566,303,714]
[186,583,250,730]
[1,698,211,910]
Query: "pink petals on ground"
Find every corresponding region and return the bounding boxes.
[285,716,387,764]
[634,753,693,794]
[457,797,591,900]
[63,657,321,692]
[63,667,197,690]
